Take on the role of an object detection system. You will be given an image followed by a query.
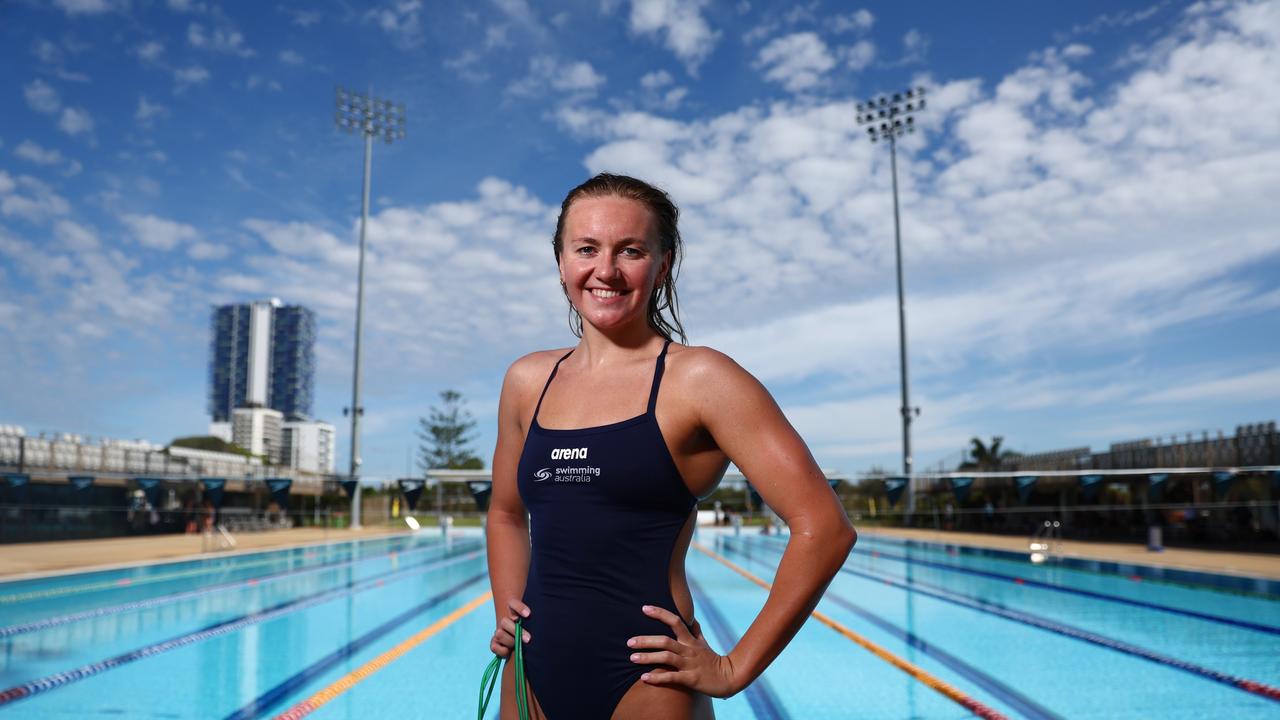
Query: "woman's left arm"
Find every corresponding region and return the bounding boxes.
[636,349,857,696]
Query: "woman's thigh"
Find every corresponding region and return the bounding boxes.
[611,677,714,720]
[500,656,548,720]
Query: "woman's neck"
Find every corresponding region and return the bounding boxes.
[575,320,665,368]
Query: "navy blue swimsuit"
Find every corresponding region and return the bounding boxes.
[517,340,698,719]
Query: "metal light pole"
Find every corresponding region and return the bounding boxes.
[336,86,406,530]
[858,87,925,515]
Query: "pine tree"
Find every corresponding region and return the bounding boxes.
[417,390,483,471]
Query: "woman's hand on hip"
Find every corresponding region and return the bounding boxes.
[629,605,740,698]
[490,598,531,658]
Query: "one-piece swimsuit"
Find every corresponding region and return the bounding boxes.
[517,339,698,719]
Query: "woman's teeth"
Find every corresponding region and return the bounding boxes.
[591,289,621,299]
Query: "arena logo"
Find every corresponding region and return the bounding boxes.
[550,447,588,460]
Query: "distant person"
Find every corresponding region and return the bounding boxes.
[486,173,856,719]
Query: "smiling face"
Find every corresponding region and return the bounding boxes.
[558,195,671,336]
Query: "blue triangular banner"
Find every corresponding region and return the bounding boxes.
[266,478,292,509]
[135,477,162,507]
[340,479,359,499]
[1148,473,1169,504]
[467,480,493,512]
[885,477,908,507]
[1016,476,1038,505]
[745,482,765,512]
[1079,474,1104,503]
[5,473,31,504]
[399,479,426,511]
[1272,470,1280,494]
[201,477,226,508]
[1212,471,1236,498]
[69,476,94,491]
[949,477,974,504]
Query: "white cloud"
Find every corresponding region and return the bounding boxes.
[842,40,876,71]
[54,219,99,251]
[121,214,199,250]
[173,65,210,90]
[284,8,321,27]
[831,9,874,33]
[14,140,64,166]
[135,96,168,127]
[641,70,674,90]
[365,0,424,48]
[755,32,836,92]
[627,0,720,74]
[188,241,229,260]
[0,171,71,222]
[187,21,255,58]
[52,0,120,15]
[246,74,283,92]
[167,0,207,12]
[24,79,61,114]
[134,41,164,62]
[509,56,606,98]
[58,107,94,138]
[279,49,304,65]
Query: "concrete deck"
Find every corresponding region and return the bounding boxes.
[861,526,1280,580]
[0,525,409,580]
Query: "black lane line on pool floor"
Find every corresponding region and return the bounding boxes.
[716,540,1062,720]
[0,544,485,709]
[0,537,454,638]
[224,571,488,720]
[834,539,1280,636]
[0,533,427,606]
[686,575,789,720]
[732,537,1280,705]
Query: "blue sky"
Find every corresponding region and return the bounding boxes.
[2,0,1278,482]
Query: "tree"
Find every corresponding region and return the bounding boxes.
[958,436,1020,471]
[417,390,483,471]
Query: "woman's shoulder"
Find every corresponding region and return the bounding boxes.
[665,343,754,387]
[502,347,574,395]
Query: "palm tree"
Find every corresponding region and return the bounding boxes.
[958,436,1019,471]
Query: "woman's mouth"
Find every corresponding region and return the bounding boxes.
[589,288,625,300]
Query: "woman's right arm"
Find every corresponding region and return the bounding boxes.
[486,356,537,657]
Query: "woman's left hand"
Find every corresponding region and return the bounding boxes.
[628,605,741,698]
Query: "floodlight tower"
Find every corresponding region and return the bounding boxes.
[335,86,406,529]
[857,87,925,515]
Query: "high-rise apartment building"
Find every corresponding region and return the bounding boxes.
[282,420,336,474]
[208,299,315,423]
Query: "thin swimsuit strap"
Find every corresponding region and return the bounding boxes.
[531,340,674,425]
[531,350,574,425]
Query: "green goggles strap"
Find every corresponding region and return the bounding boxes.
[478,617,530,720]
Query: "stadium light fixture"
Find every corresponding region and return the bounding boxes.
[857,87,926,514]
[335,86,406,530]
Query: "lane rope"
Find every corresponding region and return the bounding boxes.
[0,548,483,709]
[741,536,1280,705]
[692,541,1009,720]
[0,538,462,638]
[0,535,423,605]
[719,540,1062,720]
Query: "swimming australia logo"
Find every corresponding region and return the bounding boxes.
[534,468,552,482]
[550,447,588,460]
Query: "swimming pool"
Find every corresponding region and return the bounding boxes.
[1,529,1277,718]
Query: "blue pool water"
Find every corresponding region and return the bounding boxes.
[1,529,1278,718]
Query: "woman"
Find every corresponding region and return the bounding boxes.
[487,173,856,720]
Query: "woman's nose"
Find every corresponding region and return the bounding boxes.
[594,254,620,278]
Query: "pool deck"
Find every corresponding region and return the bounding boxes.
[861,527,1280,580]
[0,526,410,580]
[2,524,1277,583]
